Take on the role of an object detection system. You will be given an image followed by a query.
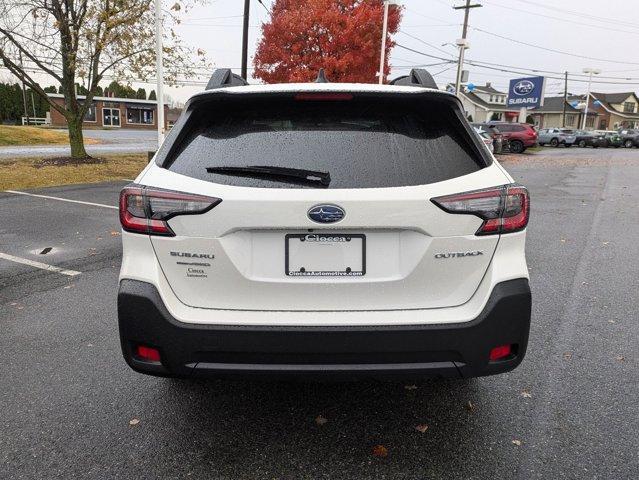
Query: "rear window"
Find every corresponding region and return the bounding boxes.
[164,95,486,189]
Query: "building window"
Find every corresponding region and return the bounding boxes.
[565,114,575,126]
[126,106,154,125]
[82,102,96,122]
[586,116,595,128]
[489,95,493,102]
[624,102,636,113]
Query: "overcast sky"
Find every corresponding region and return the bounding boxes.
[165,0,639,101]
[4,0,638,102]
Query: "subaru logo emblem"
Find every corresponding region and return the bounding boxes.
[513,80,534,96]
[307,204,345,223]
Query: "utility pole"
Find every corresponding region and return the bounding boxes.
[453,0,481,96]
[18,51,29,126]
[562,71,568,127]
[581,68,601,130]
[241,0,250,79]
[378,1,400,84]
[155,0,165,147]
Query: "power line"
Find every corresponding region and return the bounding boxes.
[480,0,639,36]
[470,27,639,66]
[399,30,456,58]
[508,0,639,29]
[395,43,639,86]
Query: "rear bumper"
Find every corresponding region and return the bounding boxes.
[117,279,531,380]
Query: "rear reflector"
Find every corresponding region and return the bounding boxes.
[431,185,529,235]
[119,186,221,236]
[135,345,161,362]
[489,344,513,361]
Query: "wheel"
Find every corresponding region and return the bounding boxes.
[624,139,635,148]
[578,140,587,148]
[550,138,559,147]
[509,140,525,154]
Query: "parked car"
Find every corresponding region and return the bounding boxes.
[573,130,605,148]
[472,122,506,154]
[474,126,495,153]
[117,68,531,380]
[537,128,577,147]
[488,122,537,153]
[594,130,623,148]
[618,129,639,148]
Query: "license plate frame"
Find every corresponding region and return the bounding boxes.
[285,233,366,277]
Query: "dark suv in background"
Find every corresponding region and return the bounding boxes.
[488,122,538,154]
[619,129,639,148]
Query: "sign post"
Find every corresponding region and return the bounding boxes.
[506,76,546,123]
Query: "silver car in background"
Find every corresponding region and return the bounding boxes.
[538,128,577,147]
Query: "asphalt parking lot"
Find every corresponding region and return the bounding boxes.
[1,147,638,479]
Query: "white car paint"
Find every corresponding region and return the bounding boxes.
[120,83,528,326]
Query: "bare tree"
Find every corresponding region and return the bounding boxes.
[0,0,206,158]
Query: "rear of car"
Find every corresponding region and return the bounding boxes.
[474,126,495,153]
[488,122,537,153]
[472,123,504,154]
[118,82,531,380]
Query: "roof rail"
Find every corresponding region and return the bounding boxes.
[389,69,438,89]
[205,68,249,90]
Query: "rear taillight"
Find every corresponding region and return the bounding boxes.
[119,186,221,236]
[431,185,529,235]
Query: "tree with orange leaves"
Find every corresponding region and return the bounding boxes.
[253,0,402,84]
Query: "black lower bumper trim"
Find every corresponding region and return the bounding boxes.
[118,279,531,379]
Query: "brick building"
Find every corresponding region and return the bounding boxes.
[47,93,169,130]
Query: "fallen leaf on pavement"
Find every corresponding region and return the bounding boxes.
[521,390,532,398]
[465,400,476,412]
[110,231,121,237]
[615,355,625,362]
[563,352,572,360]
[415,424,429,433]
[129,418,140,426]
[404,384,418,391]
[315,415,327,426]
[512,439,522,446]
[372,444,388,458]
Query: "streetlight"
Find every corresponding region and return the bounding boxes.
[155,0,165,147]
[378,0,400,85]
[581,67,601,130]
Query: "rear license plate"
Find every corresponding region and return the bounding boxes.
[285,233,366,276]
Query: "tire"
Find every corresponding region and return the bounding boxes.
[509,140,525,154]
[550,138,559,147]
[624,139,635,148]
[578,140,587,148]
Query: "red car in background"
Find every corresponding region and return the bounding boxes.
[488,122,538,154]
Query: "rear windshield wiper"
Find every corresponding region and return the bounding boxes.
[206,165,331,187]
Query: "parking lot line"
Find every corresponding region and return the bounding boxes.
[5,190,117,210]
[0,252,81,276]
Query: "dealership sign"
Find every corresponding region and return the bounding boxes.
[506,76,546,109]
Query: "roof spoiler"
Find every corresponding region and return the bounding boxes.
[389,69,438,89]
[205,68,249,90]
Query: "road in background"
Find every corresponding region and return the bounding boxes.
[0,129,156,159]
[1,148,638,479]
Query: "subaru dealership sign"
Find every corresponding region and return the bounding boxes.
[506,76,546,109]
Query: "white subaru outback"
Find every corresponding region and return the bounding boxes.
[118,69,531,379]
